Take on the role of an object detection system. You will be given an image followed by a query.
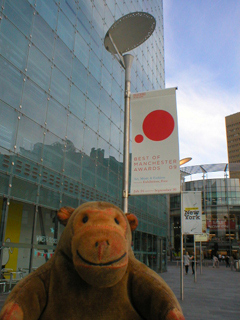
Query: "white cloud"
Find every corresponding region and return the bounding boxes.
[166,66,240,166]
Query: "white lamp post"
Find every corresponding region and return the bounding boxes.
[104,12,156,212]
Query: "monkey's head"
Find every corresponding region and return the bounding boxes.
[57,202,138,288]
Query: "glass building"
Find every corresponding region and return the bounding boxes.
[170,176,240,259]
[0,0,168,275]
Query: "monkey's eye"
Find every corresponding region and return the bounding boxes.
[114,217,120,225]
[82,216,88,223]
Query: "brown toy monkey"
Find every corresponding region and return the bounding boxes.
[0,201,184,320]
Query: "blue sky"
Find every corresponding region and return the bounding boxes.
[163,0,240,168]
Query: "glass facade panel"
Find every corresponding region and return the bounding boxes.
[35,0,58,31]
[74,32,89,68]
[50,68,70,107]
[57,10,75,50]
[31,13,55,59]
[0,58,24,109]
[27,45,51,92]
[0,18,29,71]
[54,38,72,78]
[60,0,77,22]
[101,66,112,96]
[39,187,60,208]
[66,114,84,151]
[42,132,64,172]
[4,0,33,37]
[46,99,68,139]
[63,147,82,179]
[85,100,99,131]
[76,9,91,43]
[87,74,101,107]
[69,85,86,121]
[11,177,38,203]
[99,88,112,117]
[99,112,111,142]
[0,173,9,194]
[21,80,48,126]
[72,58,88,94]
[88,50,101,83]
[16,116,44,162]
[0,102,18,150]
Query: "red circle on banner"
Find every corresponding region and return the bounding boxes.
[142,110,174,141]
[135,134,144,143]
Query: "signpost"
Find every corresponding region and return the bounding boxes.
[181,191,202,299]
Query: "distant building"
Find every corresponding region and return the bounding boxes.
[226,112,240,180]
[170,164,240,259]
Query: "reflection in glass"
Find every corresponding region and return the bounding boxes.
[42,132,64,172]
[4,0,33,37]
[21,80,48,126]
[74,32,90,68]
[46,99,68,140]
[83,127,98,156]
[35,0,58,31]
[0,18,28,71]
[0,58,24,108]
[32,13,55,59]
[0,102,18,150]
[85,100,99,131]
[50,68,70,107]
[54,38,72,78]
[69,85,86,121]
[16,117,44,163]
[66,115,84,151]
[57,10,75,50]
[27,46,51,92]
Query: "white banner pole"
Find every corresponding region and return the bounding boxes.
[180,191,184,300]
[200,241,202,274]
[194,236,197,283]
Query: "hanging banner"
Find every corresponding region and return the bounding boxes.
[182,191,202,235]
[195,214,209,241]
[130,88,180,195]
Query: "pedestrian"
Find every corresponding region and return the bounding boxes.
[230,255,234,270]
[212,255,219,268]
[184,252,193,275]
[191,257,196,274]
[218,253,222,263]
[225,255,230,267]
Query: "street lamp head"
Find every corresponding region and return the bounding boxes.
[104,12,156,55]
[179,157,192,166]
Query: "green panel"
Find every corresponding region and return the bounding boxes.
[39,186,60,209]
[11,177,38,203]
[0,172,9,195]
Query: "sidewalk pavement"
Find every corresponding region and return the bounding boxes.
[0,261,239,319]
[161,261,240,320]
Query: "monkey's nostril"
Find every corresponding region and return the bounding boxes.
[95,242,99,247]
[107,240,110,245]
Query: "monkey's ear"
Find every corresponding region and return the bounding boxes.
[126,213,138,231]
[57,207,75,226]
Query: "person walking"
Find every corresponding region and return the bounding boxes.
[225,255,230,267]
[184,252,193,275]
[212,255,219,268]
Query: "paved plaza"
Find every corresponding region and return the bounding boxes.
[0,261,239,319]
[161,261,240,320]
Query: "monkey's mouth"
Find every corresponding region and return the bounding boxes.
[76,250,127,266]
